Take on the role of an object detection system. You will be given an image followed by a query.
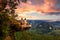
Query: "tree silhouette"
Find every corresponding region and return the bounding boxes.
[0,0,27,16]
[0,0,28,40]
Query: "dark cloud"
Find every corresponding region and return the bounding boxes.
[47,12,60,15]
[17,0,60,14]
[54,0,60,11]
[20,0,27,3]
[30,0,44,5]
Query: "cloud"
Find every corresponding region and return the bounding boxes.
[21,0,27,3]
[16,11,60,21]
[46,12,60,15]
[15,0,60,14]
[54,0,60,11]
[15,0,60,20]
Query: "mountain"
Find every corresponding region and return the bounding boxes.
[27,20,60,33]
[19,20,60,34]
[27,20,60,27]
[27,20,60,29]
[27,20,48,28]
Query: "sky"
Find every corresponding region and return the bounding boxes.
[15,0,60,21]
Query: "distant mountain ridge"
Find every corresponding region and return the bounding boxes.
[27,20,60,25]
[27,20,60,28]
[19,20,60,30]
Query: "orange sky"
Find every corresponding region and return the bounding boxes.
[15,0,60,14]
[14,0,60,20]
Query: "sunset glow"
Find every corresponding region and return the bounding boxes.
[15,0,60,20]
[15,0,60,13]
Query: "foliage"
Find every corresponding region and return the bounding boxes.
[0,0,28,40]
[0,12,21,40]
[48,30,60,36]
[15,30,60,40]
[0,0,27,17]
[0,0,60,40]
[36,22,53,34]
[0,12,60,40]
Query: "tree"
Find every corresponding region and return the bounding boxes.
[0,0,27,16]
[0,12,22,40]
[0,0,28,40]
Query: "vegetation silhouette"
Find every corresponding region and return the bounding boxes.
[0,0,29,40]
[0,0,60,40]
